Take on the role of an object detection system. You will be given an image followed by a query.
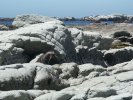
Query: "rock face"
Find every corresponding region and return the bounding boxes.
[83,14,132,23]
[112,31,132,38]
[104,47,133,66]
[1,14,133,100]
[59,17,76,21]
[0,19,77,65]
[1,60,133,99]
[0,24,9,30]
[76,46,105,66]
[13,14,63,28]
[0,63,69,91]
[0,15,115,66]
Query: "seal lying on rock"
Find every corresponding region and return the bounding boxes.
[36,51,59,65]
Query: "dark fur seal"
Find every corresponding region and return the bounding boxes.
[37,51,59,65]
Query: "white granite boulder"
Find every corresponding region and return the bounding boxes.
[0,24,9,30]
[0,90,32,100]
[13,14,63,28]
[0,63,36,90]
[1,14,133,100]
[0,63,69,91]
[68,28,84,47]
[82,31,101,48]
[34,64,69,90]
[58,63,79,79]
[92,14,127,22]
[78,63,106,77]
[34,60,133,99]
[1,60,133,99]
[0,20,77,65]
[69,28,113,50]
[97,36,113,50]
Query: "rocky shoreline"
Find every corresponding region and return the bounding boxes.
[0,14,133,100]
[59,14,133,23]
[1,14,133,31]
[82,14,133,23]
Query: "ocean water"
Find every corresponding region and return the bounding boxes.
[0,20,94,26]
[0,20,13,26]
[64,20,94,26]
[0,20,131,26]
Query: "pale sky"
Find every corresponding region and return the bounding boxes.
[0,0,133,17]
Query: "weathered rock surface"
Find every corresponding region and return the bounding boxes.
[1,59,133,99]
[0,24,9,30]
[104,47,133,66]
[76,46,105,66]
[83,14,132,23]
[69,28,113,50]
[68,28,84,47]
[0,14,133,100]
[4,59,131,100]
[0,63,70,91]
[59,17,76,21]
[13,14,63,28]
[0,15,115,66]
[0,20,77,65]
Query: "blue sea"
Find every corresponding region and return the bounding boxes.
[0,20,95,26]
[64,20,94,26]
[0,20,13,26]
[0,20,131,26]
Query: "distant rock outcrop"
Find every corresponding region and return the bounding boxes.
[12,14,63,28]
[59,17,76,21]
[83,14,133,23]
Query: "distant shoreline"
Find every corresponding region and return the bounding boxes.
[0,14,133,27]
[0,14,133,23]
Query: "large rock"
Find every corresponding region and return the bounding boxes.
[0,63,36,90]
[58,63,79,79]
[0,63,70,91]
[0,45,29,65]
[59,17,76,21]
[69,28,111,50]
[74,30,113,50]
[1,15,114,66]
[82,31,101,48]
[78,63,106,77]
[35,60,133,99]
[68,28,84,47]
[1,60,133,99]
[1,14,133,100]
[111,31,132,39]
[76,46,105,66]
[128,15,133,22]
[104,47,133,66]
[0,16,115,66]
[13,14,63,28]
[0,24,9,30]
[34,64,69,90]
[0,90,54,100]
[106,93,132,100]
[97,36,113,50]
[0,90,32,100]
[85,14,128,23]
[0,20,77,65]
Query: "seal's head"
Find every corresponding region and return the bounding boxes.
[37,51,59,65]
